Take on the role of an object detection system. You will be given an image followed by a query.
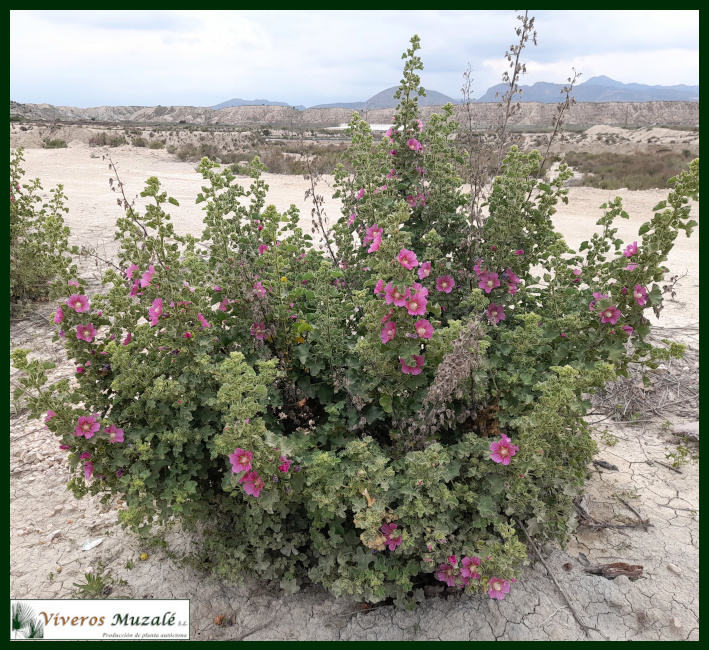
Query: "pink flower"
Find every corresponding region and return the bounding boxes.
[374,279,385,295]
[75,415,100,439]
[385,127,394,139]
[381,523,403,551]
[355,187,365,200]
[487,303,506,324]
[254,281,266,298]
[148,298,163,326]
[513,249,524,256]
[488,577,510,600]
[368,232,382,253]
[278,456,292,473]
[381,321,397,343]
[448,555,458,567]
[436,275,456,293]
[213,285,222,291]
[622,325,634,335]
[418,262,432,279]
[625,263,638,271]
[139,265,156,288]
[507,283,518,295]
[414,119,423,133]
[572,268,582,276]
[411,282,429,298]
[386,168,397,179]
[53,306,64,324]
[407,138,423,152]
[436,563,458,587]
[183,331,192,339]
[66,294,90,313]
[250,322,267,340]
[122,332,132,346]
[413,319,434,339]
[126,264,138,279]
[258,244,268,255]
[623,241,638,258]
[460,556,481,580]
[129,281,142,298]
[68,279,80,287]
[400,355,425,375]
[374,185,386,194]
[632,285,648,306]
[347,213,357,226]
[219,298,229,311]
[406,195,417,207]
[240,471,265,497]
[600,306,621,325]
[45,410,57,424]
[381,309,394,325]
[592,291,608,302]
[405,293,427,316]
[490,434,519,465]
[478,272,499,294]
[229,448,253,474]
[197,313,211,328]
[76,323,98,343]
[397,248,419,270]
[384,283,410,307]
[473,262,485,276]
[105,424,124,443]
[83,461,94,481]
[505,268,520,285]
[363,224,383,244]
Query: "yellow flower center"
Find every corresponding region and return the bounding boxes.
[500,447,509,456]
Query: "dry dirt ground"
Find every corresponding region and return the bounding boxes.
[10,145,699,641]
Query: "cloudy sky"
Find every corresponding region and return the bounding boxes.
[10,10,699,108]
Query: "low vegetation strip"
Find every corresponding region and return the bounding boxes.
[563,150,697,191]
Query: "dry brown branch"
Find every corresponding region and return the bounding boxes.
[515,518,601,639]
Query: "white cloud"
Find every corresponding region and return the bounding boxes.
[481,48,700,88]
[10,10,699,107]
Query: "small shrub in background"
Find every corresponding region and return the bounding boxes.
[44,139,67,149]
[89,132,108,147]
[12,35,698,607]
[10,148,77,313]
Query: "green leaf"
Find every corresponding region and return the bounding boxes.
[168,197,179,206]
[477,494,498,519]
[379,394,392,414]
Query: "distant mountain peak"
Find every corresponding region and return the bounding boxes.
[476,77,698,103]
[211,98,305,111]
[309,86,459,110]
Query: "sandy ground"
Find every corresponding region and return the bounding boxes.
[10,146,699,640]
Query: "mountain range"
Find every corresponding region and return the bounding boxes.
[209,76,698,111]
[477,76,699,103]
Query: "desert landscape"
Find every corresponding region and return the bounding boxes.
[10,129,698,639]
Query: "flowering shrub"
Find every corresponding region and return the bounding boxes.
[12,37,698,607]
[10,148,77,312]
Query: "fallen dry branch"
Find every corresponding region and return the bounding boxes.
[646,459,683,474]
[583,562,643,580]
[590,334,699,423]
[615,495,651,531]
[516,518,601,639]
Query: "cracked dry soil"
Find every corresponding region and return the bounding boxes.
[10,147,699,641]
